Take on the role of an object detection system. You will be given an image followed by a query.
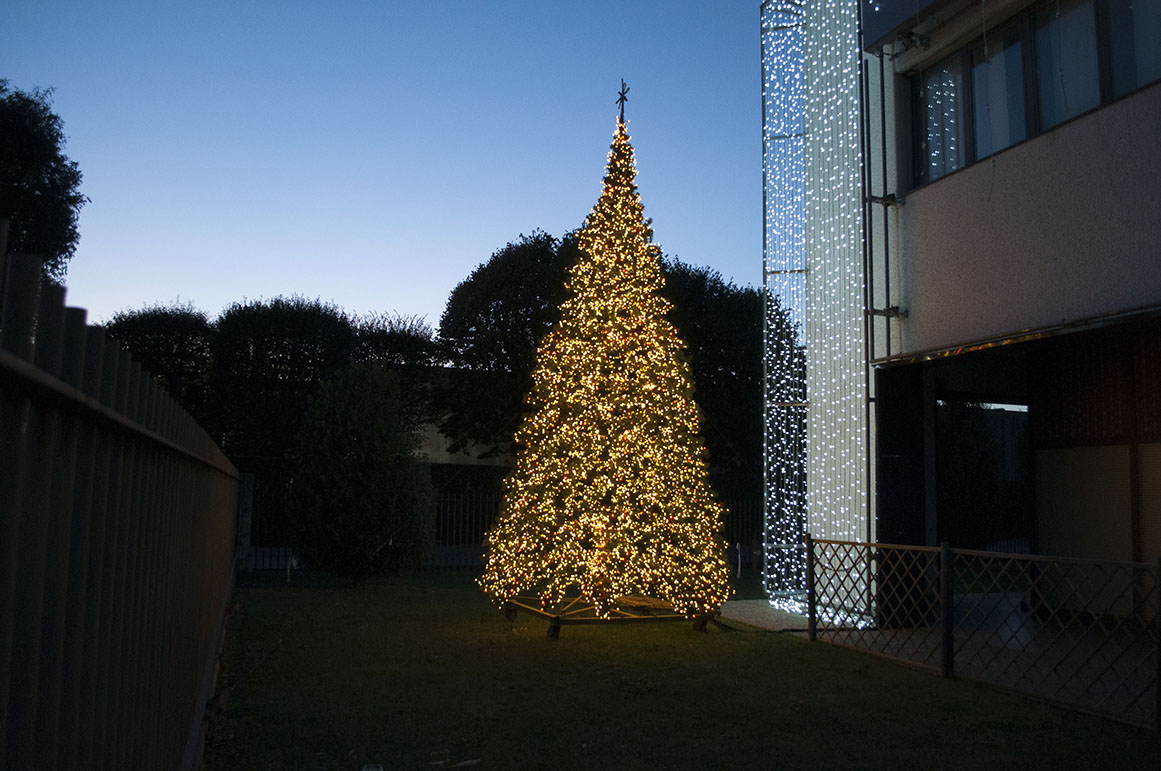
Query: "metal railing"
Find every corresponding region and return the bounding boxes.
[423,492,499,568]
[1,252,240,769]
[242,493,763,573]
[806,536,1161,729]
[420,494,765,570]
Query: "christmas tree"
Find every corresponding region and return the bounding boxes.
[478,89,730,619]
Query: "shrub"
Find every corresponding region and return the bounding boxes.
[295,364,433,581]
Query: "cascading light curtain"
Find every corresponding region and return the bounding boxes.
[761,0,809,603]
[763,0,868,611]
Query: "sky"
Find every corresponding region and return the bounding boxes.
[2,0,761,326]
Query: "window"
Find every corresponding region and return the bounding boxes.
[909,0,1161,187]
[1107,0,1161,97]
[915,54,965,184]
[1036,0,1101,129]
[971,24,1027,159]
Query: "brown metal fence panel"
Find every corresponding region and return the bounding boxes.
[0,252,239,769]
[808,537,1160,729]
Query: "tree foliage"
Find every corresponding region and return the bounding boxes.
[208,296,356,461]
[354,312,440,443]
[0,80,88,282]
[436,232,765,494]
[660,258,763,479]
[206,297,356,547]
[354,312,440,370]
[436,230,580,455]
[295,365,433,580]
[105,303,215,424]
[104,295,441,552]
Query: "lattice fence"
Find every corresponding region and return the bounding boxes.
[807,538,1160,729]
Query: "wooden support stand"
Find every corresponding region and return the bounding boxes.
[502,595,729,640]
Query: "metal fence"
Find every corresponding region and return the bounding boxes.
[423,492,499,568]
[806,536,1161,729]
[420,493,765,570]
[0,251,240,769]
[242,493,764,572]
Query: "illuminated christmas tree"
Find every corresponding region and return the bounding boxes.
[479,87,730,619]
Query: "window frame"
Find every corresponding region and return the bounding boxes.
[911,49,972,186]
[966,19,1032,164]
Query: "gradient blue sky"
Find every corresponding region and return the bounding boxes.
[3,1,760,325]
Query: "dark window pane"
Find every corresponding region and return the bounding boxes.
[916,56,965,183]
[1108,0,1161,96]
[1036,0,1100,129]
[972,25,1026,159]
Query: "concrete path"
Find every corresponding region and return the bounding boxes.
[720,599,808,632]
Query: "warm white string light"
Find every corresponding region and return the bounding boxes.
[763,0,867,612]
[478,117,730,620]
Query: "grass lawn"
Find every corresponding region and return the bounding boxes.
[203,569,1158,770]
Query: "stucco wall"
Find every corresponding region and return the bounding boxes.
[419,423,510,467]
[1035,445,1133,561]
[896,82,1161,356]
[1140,443,1161,565]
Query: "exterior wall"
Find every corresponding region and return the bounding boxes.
[1036,442,1161,565]
[1029,322,1161,562]
[419,423,509,466]
[863,0,1161,566]
[1141,443,1161,564]
[897,81,1161,355]
[1035,445,1132,560]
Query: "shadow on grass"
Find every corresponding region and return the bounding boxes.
[204,569,1158,771]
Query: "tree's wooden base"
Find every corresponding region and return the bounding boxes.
[502,594,728,640]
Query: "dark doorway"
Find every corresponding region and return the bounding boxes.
[935,399,1033,551]
[875,346,1034,551]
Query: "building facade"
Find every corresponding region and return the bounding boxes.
[861,0,1161,562]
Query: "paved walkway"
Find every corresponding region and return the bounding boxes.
[720,599,808,632]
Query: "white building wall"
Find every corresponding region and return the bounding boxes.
[897,82,1161,356]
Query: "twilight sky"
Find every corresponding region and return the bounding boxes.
[3,0,760,326]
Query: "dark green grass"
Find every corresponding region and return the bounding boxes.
[204,570,1158,770]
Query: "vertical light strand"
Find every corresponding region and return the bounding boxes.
[761,0,808,605]
[763,0,867,612]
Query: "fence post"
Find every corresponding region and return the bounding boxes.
[1,252,42,358]
[940,541,954,679]
[806,532,817,642]
[235,473,254,572]
[0,217,9,322]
